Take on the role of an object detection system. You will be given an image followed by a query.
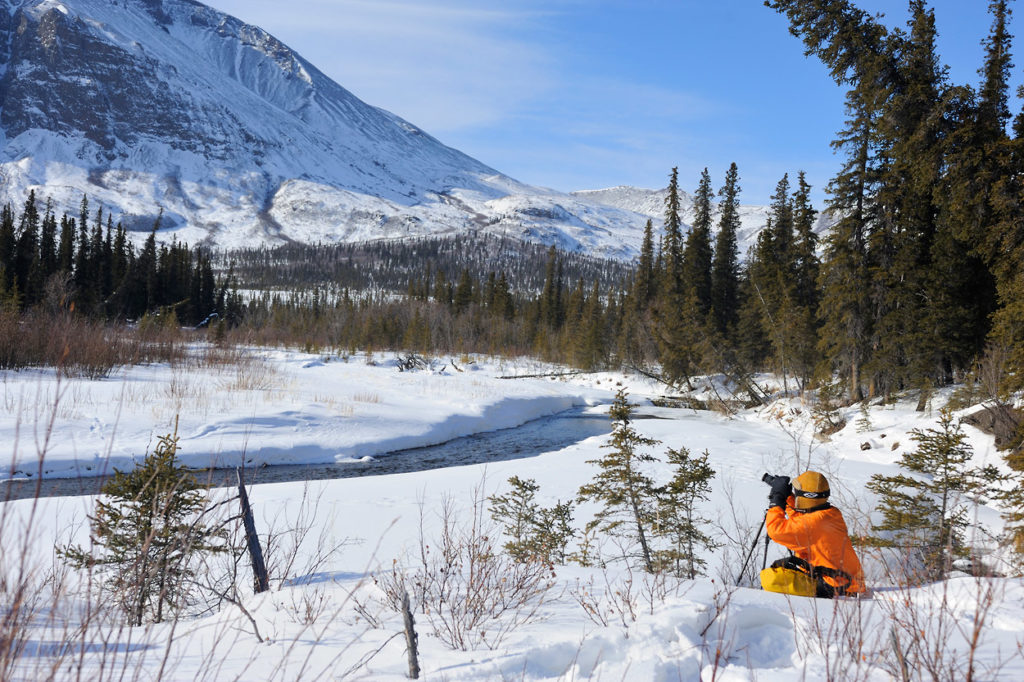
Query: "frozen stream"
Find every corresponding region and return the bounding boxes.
[2,406,613,501]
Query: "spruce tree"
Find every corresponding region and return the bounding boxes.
[683,168,714,317]
[979,1,1024,399]
[711,163,741,337]
[767,173,793,260]
[139,220,159,314]
[432,269,452,305]
[766,0,890,401]
[653,167,701,387]
[817,82,879,402]
[662,167,684,288]
[653,446,718,578]
[60,430,226,625]
[632,219,656,312]
[619,220,658,369]
[867,409,998,581]
[999,471,1024,570]
[789,172,822,385]
[576,280,604,370]
[39,199,58,283]
[0,204,15,294]
[492,271,514,320]
[539,246,563,329]
[489,476,542,563]
[489,476,575,565]
[747,176,805,390]
[74,203,94,314]
[57,215,75,275]
[734,264,772,372]
[14,190,41,306]
[868,0,949,394]
[578,390,660,572]
[453,268,474,315]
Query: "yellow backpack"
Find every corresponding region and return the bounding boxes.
[760,558,818,597]
[760,556,852,598]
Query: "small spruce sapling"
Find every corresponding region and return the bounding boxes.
[867,408,998,581]
[488,476,541,562]
[855,401,872,433]
[536,499,575,565]
[60,429,226,625]
[998,473,1024,572]
[813,379,847,436]
[578,389,660,572]
[488,476,575,565]
[653,447,719,579]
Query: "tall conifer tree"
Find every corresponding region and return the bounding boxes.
[711,163,741,338]
[0,205,14,295]
[633,219,656,312]
[654,167,701,387]
[683,168,714,317]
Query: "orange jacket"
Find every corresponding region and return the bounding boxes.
[765,497,865,594]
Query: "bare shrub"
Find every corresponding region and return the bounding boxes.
[569,571,636,630]
[260,482,355,588]
[286,583,336,626]
[696,583,738,681]
[569,560,689,632]
[376,485,556,650]
[880,577,1013,681]
[0,309,188,376]
[788,594,878,682]
[218,354,278,392]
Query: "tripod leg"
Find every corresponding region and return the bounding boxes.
[735,517,765,585]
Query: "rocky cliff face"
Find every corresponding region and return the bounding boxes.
[3,2,217,156]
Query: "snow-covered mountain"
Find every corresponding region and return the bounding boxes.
[0,0,817,261]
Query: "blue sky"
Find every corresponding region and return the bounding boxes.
[207,1,1021,207]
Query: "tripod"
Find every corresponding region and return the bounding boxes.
[736,515,772,586]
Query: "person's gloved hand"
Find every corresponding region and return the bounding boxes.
[768,476,792,509]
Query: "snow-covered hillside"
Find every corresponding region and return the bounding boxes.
[0,0,811,261]
[0,0,640,258]
[1,350,1020,679]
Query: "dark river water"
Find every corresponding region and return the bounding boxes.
[1,407,612,501]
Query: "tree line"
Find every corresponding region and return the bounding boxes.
[225,234,631,295]
[0,191,241,327]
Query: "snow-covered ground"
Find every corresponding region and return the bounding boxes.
[2,349,1022,680]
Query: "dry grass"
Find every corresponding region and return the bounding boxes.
[216,356,279,393]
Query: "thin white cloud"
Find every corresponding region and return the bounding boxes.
[202,0,736,193]
[205,0,561,132]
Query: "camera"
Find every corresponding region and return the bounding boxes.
[762,472,786,487]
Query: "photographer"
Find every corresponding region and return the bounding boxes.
[764,470,865,597]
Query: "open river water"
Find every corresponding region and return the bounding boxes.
[2,407,612,501]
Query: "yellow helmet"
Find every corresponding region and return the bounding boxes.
[793,470,830,511]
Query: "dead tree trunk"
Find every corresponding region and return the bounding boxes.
[237,468,269,593]
[401,590,420,679]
